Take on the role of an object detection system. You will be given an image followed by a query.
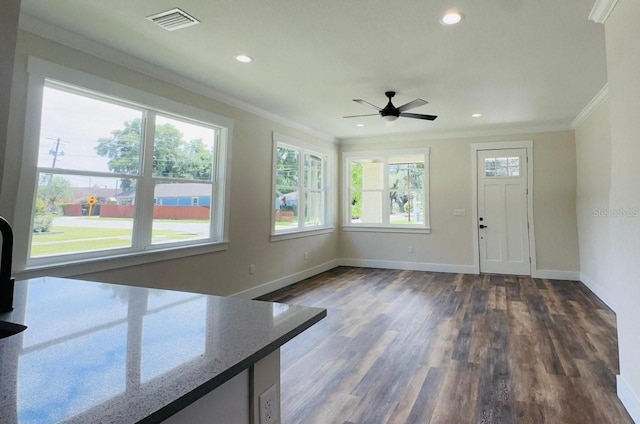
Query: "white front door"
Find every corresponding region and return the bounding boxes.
[477,148,531,275]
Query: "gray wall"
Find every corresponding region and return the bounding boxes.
[575,98,613,306]
[2,30,340,296]
[0,0,20,195]
[340,130,580,275]
[602,0,640,419]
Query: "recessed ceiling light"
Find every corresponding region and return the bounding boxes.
[472,113,483,118]
[440,11,464,25]
[235,55,252,63]
[356,123,365,127]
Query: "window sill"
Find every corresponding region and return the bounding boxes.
[341,225,431,234]
[15,241,229,280]
[270,227,334,242]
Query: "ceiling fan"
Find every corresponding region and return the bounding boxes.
[343,91,438,122]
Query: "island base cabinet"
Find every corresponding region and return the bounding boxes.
[162,349,281,424]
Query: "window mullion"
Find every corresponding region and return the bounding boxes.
[383,158,390,225]
[321,157,327,226]
[135,110,156,248]
[346,160,353,226]
[208,130,219,240]
[298,150,305,229]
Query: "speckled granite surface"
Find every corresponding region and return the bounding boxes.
[0,277,326,423]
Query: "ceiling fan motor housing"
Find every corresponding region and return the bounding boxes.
[380,91,400,119]
[344,90,436,121]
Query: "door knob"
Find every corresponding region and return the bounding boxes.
[479,224,488,229]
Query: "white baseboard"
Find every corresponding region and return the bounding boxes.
[579,272,617,311]
[618,374,640,423]
[231,259,341,299]
[531,269,580,281]
[231,261,584,300]
[338,258,477,274]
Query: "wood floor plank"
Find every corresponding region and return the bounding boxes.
[260,267,633,424]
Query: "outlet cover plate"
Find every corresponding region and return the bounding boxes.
[259,384,278,424]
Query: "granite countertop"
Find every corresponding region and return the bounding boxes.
[0,277,326,423]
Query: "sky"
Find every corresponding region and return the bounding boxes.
[38,85,216,188]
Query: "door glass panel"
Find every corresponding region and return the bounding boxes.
[507,157,520,177]
[485,158,496,177]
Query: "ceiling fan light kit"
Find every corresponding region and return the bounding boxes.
[343,91,438,122]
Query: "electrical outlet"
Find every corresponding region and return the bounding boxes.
[304,251,308,260]
[259,384,278,424]
[249,264,255,274]
[408,246,413,253]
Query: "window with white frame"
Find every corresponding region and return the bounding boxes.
[272,133,329,236]
[344,149,430,232]
[15,58,231,269]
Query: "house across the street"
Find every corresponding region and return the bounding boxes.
[116,183,212,207]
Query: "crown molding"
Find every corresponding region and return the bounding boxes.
[339,123,573,145]
[571,84,609,129]
[589,0,619,23]
[18,13,338,144]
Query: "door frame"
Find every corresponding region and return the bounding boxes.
[470,140,536,275]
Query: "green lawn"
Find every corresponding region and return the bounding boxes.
[94,217,207,224]
[31,226,204,257]
[275,221,297,228]
[32,238,132,256]
[32,226,131,241]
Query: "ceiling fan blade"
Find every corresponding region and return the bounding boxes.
[400,112,438,121]
[353,99,381,111]
[343,113,380,118]
[397,98,428,112]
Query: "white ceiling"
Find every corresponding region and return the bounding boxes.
[19,0,607,140]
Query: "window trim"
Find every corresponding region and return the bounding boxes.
[270,132,333,241]
[342,148,431,233]
[13,57,233,274]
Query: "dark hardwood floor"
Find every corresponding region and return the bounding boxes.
[261,267,633,424]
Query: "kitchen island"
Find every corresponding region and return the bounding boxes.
[0,277,326,423]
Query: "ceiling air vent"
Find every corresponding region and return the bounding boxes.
[146,8,200,31]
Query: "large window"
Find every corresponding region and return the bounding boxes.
[15,58,231,270]
[344,149,430,232]
[272,133,330,237]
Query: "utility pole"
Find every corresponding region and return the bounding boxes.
[47,138,62,187]
[49,138,62,168]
